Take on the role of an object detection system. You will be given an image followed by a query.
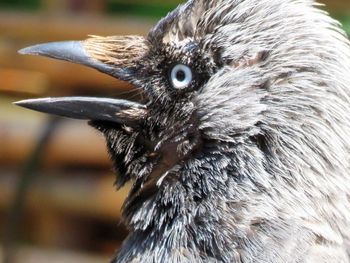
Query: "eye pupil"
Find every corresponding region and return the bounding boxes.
[176,70,186,82]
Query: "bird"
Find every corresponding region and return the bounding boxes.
[15,0,350,262]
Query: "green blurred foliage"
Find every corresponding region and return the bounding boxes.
[0,0,179,15]
[339,16,350,35]
[106,2,177,18]
[0,0,39,9]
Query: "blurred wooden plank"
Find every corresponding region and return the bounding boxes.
[0,118,110,167]
[0,171,128,219]
[0,11,153,42]
[0,96,112,167]
[0,68,49,95]
[0,246,110,263]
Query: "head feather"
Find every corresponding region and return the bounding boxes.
[83,35,148,68]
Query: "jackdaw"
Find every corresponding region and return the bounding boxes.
[16,0,350,262]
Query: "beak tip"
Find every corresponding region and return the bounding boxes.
[13,100,24,106]
[14,99,44,111]
[18,46,38,56]
[13,99,31,108]
[18,48,27,55]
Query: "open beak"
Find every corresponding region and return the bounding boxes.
[15,35,149,125]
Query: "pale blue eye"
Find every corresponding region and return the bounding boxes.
[170,64,193,89]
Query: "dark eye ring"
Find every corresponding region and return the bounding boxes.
[169,64,193,89]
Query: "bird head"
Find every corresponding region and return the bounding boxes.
[17,1,268,161]
[16,3,251,183]
[16,0,350,255]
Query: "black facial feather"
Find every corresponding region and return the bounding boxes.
[135,40,216,103]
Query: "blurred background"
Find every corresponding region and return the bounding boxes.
[0,0,349,262]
